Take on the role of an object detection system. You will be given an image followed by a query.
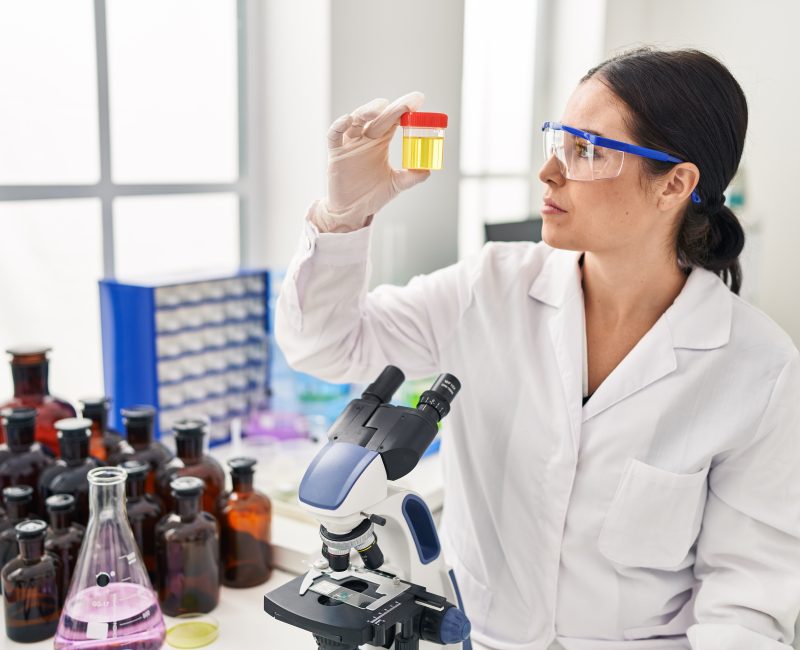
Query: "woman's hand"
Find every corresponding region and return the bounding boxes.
[311,91,431,233]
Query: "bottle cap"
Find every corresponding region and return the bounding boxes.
[3,485,34,503]
[121,405,156,423]
[55,418,93,439]
[2,407,36,427]
[15,519,47,540]
[173,418,208,438]
[228,457,257,475]
[171,476,205,497]
[6,345,51,359]
[399,111,448,129]
[121,460,149,480]
[46,494,76,512]
[80,397,111,416]
[2,408,37,446]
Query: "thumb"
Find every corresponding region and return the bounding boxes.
[392,168,431,193]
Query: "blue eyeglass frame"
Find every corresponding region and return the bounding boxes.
[542,121,701,204]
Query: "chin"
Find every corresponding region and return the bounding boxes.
[541,219,584,252]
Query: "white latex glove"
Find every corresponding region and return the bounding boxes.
[310,91,431,233]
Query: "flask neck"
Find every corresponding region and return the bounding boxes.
[176,436,203,463]
[232,473,254,493]
[176,495,201,521]
[90,476,127,519]
[19,535,45,564]
[48,509,72,532]
[11,358,50,398]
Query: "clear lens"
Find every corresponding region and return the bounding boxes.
[543,126,624,180]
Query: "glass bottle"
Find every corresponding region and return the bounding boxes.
[0,485,35,573]
[2,519,62,643]
[38,418,102,526]
[0,407,54,498]
[44,494,85,603]
[54,467,166,649]
[155,418,225,515]
[0,347,76,456]
[110,406,172,494]
[79,397,124,464]
[219,457,273,588]
[155,476,220,616]
[122,460,163,587]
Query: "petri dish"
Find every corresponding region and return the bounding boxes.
[166,613,220,649]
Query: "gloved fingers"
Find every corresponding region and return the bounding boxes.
[344,98,389,141]
[391,168,431,193]
[327,113,354,150]
[364,91,425,139]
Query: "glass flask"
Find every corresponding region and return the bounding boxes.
[110,406,172,494]
[45,494,86,603]
[39,418,102,526]
[54,466,166,650]
[0,485,35,571]
[79,398,124,464]
[155,476,220,617]
[218,457,273,588]
[155,419,224,515]
[122,460,162,587]
[0,407,54,497]
[2,519,62,643]
[0,347,76,456]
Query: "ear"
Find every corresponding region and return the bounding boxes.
[656,162,700,211]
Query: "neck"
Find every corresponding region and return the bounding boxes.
[60,438,89,465]
[176,438,203,464]
[7,502,29,522]
[19,537,44,564]
[126,423,152,449]
[12,361,48,397]
[49,510,71,532]
[232,475,254,493]
[126,479,144,500]
[176,497,199,521]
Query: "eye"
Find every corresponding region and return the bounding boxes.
[574,138,592,159]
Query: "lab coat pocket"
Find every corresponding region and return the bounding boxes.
[598,458,709,569]
[448,551,493,635]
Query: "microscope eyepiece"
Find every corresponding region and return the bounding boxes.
[361,365,405,403]
[416,373,461,421]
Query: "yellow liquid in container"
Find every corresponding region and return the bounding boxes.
[166,621,219,648]
[402,136,444,170]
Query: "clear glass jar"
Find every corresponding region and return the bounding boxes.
[400,111,448,170]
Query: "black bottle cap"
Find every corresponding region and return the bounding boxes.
[15,519,47,540]
[173,418,208,438]
[170,476,205,497]
[80,397,110,416]
[228,457,257,475]
[55,418,93,439]
[121,460,149,480]
[121,405,156,423]
[2,408,36,446]
[46,494,76,513]
[3,485,34,504]
[2,407,36,427]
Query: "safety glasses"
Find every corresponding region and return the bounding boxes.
[542,121,700,203]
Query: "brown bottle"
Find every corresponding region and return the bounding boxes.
[79,397,124,463]
[122,460,163,587]
[155,477,220,616]
[0,408,54,500]
[44,494,85,602]
[2,520,61,643]
[219,457,273,588]
[37,419,102,526]
[155,419,225,515]
[0,485,35,571]
[110,406,172,494]
[0,347,76,456]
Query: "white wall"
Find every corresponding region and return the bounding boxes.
[604,0,800,344]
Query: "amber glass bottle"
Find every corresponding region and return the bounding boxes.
[122,460,163,587]
[37,419,102,526]
[79,397,123,463]
[2,520,61,642]
[0,408,53,499]
[156,419,224,515]
[0,485,35,573]
[155,477,220,616]
[219,457,273,588]
[44,494,85,602]
[111,406,172,494]
[0,347,75,455]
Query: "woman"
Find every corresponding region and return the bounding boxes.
[276,48,800,649]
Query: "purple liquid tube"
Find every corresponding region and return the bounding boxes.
[54,467,166,649]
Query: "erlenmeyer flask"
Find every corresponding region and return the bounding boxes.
[54,466,166,649]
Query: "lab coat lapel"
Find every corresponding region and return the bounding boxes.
[529,248,585,453]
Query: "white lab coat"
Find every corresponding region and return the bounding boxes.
[275,211,800,650]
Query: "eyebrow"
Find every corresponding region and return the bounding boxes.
[577,126,604,137]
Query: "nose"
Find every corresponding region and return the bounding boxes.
[538,154,566,189]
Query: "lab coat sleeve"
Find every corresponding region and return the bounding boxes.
[274,203,477,383]
[687,349,800,650]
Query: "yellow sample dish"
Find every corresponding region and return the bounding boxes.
[166,616,220,649]
[402,136,445,170]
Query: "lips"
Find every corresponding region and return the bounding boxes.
[542,196,567,215]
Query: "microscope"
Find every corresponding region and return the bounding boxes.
[264,366,472,650]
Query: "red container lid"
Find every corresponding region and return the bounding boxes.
[400,112,448,128]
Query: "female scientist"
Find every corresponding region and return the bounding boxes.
[275,48,800,650]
